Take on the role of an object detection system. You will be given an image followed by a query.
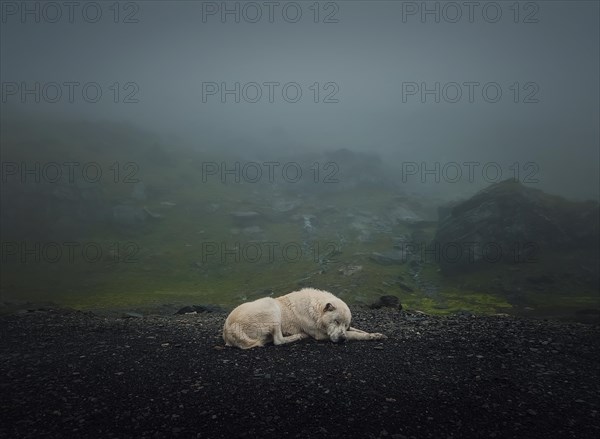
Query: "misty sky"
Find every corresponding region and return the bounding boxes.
[1,1,599,200]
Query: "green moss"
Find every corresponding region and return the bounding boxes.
[442,289,513,313]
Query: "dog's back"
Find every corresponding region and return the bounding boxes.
[222,297,281,349]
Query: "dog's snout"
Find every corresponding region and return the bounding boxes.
[330,332,346,344]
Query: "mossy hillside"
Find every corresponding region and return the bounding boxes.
[2,117,598,318]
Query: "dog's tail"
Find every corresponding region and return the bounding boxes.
[223,322,265,349]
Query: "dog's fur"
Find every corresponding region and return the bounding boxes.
[222,288,387,349]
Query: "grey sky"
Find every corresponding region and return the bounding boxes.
[1,1,598,199]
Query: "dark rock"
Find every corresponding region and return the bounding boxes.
[437,202,460,222]
[338,265,363,276]
[122,312,143,318]
[432,180,600,274]
[371,295,402,310]
[396,282,414,293]
[230,211,261,225]
[175,305,224,315]
[408,259,421,269]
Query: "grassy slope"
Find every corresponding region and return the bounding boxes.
[1,116,598,318]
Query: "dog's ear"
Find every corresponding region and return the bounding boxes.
[324,303,336,312]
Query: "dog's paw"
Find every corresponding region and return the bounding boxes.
[370,333,388,340]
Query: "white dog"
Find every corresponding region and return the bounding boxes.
[222,288,387,349]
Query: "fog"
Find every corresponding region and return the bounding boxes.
[1,0,599,200]
[3,5,600,434]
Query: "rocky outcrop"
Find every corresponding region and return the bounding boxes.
[433,180,599,274]
[370,295,402,309]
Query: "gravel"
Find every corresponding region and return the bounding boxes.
[1,307,599,438]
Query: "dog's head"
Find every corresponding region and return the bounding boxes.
[321,299,352,343]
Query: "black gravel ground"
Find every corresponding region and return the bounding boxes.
[1,307,599,439]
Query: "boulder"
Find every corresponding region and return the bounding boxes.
[388,205,422,224]
[175,305,224,315]
[433,180,599,274]
[369,250,407,265]
[338,265,363,276]
[370,295,402,310]
[230,211,261,225]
